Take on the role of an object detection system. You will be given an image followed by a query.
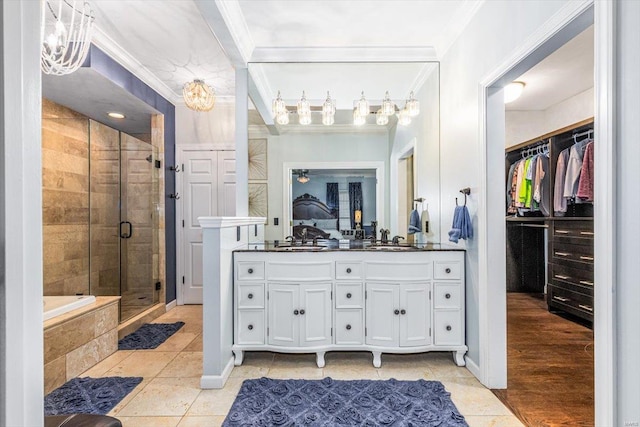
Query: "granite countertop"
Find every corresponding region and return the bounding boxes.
[235,240,465,252]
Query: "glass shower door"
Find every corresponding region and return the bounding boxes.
[120,134,159,321]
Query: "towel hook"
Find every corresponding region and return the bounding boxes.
[458,188,471,206]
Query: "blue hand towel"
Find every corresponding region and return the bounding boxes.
[408,209,421,234]
[448,205,473,243]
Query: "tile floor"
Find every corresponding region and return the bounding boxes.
[80,305,523,427]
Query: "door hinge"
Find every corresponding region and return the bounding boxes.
[182,220,185,227]
[365,327,367,337]
[182,163,185,171]
[267,291,269,300]
[182,276,185,284]
[365,290,367,299]
[267,327,269,336]
[331,291,333,299]
[429,290,431,300]
[331,327,333,337]
[429,327,431,337]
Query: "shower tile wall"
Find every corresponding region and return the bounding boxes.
[42,99,90,296]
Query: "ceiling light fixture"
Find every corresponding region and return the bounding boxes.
[322,91,336,126]
[504,81,526,103]
[296,169,310,184]
[107,112,125,119]
[405,91,420,117]
[41,0,95,75]
[381,91,395,116]
[356,91,370,117]
[376,109,389,126]
[183,79,216,112]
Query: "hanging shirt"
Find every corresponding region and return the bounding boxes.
[506,162,517,214]
[577,141,595,202]
[528,155,539,210]
[514,160,526,208]
[519,158,532,208]
[554,149,569,215]
[538,154,551,216]
[563,140,589,199]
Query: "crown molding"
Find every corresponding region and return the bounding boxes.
[249,46,438,64]
[91,26,181,104]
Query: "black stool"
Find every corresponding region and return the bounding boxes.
[45,414,122,427]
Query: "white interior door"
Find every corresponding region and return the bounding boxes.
[181,150,218,304]
[217,151,236,216]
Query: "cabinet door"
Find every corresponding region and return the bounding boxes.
[399,284,431,347]
[365,283,399,347]
[268,284,298,347]
[299,283,332,347]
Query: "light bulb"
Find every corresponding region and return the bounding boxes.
[356,91,369,117]
[381,91,395,116]
[353,110,366,126]
[398,109,412,126]
[504,82,525,103]
[376,109,389,126]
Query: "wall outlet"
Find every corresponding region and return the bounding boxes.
[155,282,161,291]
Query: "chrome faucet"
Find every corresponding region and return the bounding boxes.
[300,227,308,245]
[380,229,390,244]
[392,235,405,245]
[285,235,296,245]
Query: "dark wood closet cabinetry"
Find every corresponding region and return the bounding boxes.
[505,119,594,327]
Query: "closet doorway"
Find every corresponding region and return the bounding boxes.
[496,19,595,427]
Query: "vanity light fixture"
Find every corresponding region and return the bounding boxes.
[276,111,290,125]
[381,91,395,116]
[376,109,389,126]
[397,108,412,126]
[353,109,366,126]
[107,112,125,119]
[41,0,95,75]
[272,90,287,116]
[356,91,370,117]
[297,91,312,125]
[322,91,336,126]
[405,91,420,117]
[504,81,526,103]
[183,79,216,112]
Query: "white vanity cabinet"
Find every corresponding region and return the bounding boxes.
[232,250,467,368]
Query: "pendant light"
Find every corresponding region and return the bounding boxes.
[183,79,216,112]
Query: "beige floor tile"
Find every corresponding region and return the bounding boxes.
[106,351,178,378]
[442,378,515,417]
[267,366,325,379]
[271,353,320,368]
[240,351,275,367]
[324,351,375,366]
[158,352,203,378]
[117,416,181,427]
[178,415,226,427]
[116,377,202,417]
[228,364,270,379]
[186,378,244,416]
[183,334,202,352]
[79,350,134,377]
[465,415,525,427]
[377,366,434,380]
[322,365,380,380]
[107,378,151,416]
[152,332,198,352]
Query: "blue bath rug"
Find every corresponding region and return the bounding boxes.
[118,321,184,350]
[223,377,468,426]
[44,376,142,416]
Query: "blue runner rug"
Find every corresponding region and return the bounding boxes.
[223,377,468,426]
[44,376,143,416]
[118,321,184,350]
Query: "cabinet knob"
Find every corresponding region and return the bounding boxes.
[300,309,305,315]
[248,293,254,299]
[400,309,406,315]
[394,309,400,315]
[346,268,352,274]
[445,268,451,274]
[445,293,451,299]
[346,324,352,330]
[446,325,452,331]
[346,293,352,299]
[294,309,299,315]
[248,268,254,274]
[248,324,253,330]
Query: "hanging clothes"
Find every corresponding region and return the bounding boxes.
[514,160,526,208]
[534,153,550,216]
[554,149,570,216]
[563,139,589,199]
[506,162,517,214]
[518,158,533,207]
[577,141,594,202]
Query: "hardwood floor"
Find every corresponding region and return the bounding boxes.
[492,293,594,427]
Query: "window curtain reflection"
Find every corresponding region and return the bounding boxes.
[326,182,339,215]
[349,182,362,229]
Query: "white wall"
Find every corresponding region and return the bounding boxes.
[176,102,235,146]
[258,130,390,241]
[439,0,574,377]
[506,87,594,147]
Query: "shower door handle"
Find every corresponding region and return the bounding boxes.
[120,221,133,239]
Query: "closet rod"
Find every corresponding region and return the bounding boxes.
[572,128,594,139]
[506,117,594,152]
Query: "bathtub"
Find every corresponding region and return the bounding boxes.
[43,295,97,321]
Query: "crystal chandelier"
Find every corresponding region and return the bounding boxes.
[183,79,216,112]
[296,170,310,183]
[381,91,395,116]
[41,0,95,75]
[356,91,370,117]
[322,91,336,126]
[405,91,420,117]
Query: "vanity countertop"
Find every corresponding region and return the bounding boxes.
[235,240,465,252]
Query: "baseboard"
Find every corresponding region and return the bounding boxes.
[200,357,235,389]
[166,299,177,312]
[465,355,482,381]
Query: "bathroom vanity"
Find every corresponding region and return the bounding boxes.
[232,243,466,368]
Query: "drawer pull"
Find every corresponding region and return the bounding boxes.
[248,293,254,299]
[299,309,305,315]
[346,324,352,330]
[346,293,352,299]
[554,274,570,280]
[554,252,571,257]
[400,309,406,315]
[579,280,594,286]
[580,256,594,261]
[293,309,299,315]
[579,304,594,312]
[346,268,352,274]
[446,325,452,331]
[553,296,570,302]
[247,324,253,330]
[445,293,451,299]
[445,268,451,274]
[394,309,400,315]
[248,268,254,274]
[580,231,594,236]
[556,230,570,234]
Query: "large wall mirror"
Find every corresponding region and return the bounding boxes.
[247,62,441,243]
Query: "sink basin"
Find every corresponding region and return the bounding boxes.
[273,245,327,251]
[366,245,416,251]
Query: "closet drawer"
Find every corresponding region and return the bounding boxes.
[550,263,594,290]
[552,221,593,240]
[236,262,265,280]
[335,309,364,345]
[335,283,363,308]
[434,283,461,309]
[548,284,593,321]
[552,241,594,264]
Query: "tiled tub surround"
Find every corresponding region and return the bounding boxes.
[44,296,120,394]
[43,295,97,321]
